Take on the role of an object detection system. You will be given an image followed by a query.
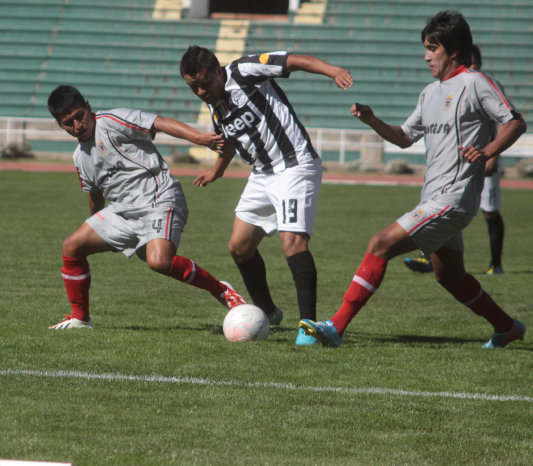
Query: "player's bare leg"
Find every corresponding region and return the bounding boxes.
[228,217,280,322]
[144,238,245,310]
[63,221,115,257]
[49,222,113,329]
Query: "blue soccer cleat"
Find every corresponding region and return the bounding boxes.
[483,319,526,349]
[299,319,342,348]
[295,327,318,346]
[268,306,284,326]
[403,257,434,273]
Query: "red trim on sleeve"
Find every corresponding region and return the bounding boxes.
[477,72,513,110]
[95,115,150,133]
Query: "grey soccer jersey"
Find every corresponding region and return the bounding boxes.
[208,51,319,174]
[401,66,518,215]
[74,108,182,211]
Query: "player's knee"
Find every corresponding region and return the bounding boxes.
[228,243,245,263]
[147,255,172,275]
[280,232,308,257]
[228,240,254,264]
[62,233,82,257]
[483,210,499,221]
[367,233,390,258]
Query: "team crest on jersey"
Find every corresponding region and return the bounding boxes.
[231,89,248,108]
[443,95,453,111]
[97,139,105,153]
[259,53,269,64]
[408,209,425,222]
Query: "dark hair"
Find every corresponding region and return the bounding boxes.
[471,43,482,68]
[47,85,87,121]
[180,45,220,77]
[421,11,473,66]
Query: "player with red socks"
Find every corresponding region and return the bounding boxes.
[300,11,526,349]
[47,85,245,329]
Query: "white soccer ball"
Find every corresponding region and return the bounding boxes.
[223,304,269,343]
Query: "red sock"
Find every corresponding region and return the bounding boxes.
[331,253,388,335]
[449,273,513,333]
[62,255,91,321]
[168,256,225,299]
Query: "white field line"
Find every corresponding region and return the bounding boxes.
[1,369,531,403]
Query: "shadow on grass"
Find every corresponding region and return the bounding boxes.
[104,325,531,350]
[371,334,483,345]
[353,332,532,351]
[109,324,295,335]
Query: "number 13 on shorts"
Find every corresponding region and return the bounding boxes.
[282,199,298,224]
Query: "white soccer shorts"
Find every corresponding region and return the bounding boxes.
[479,172,501,213]
[235,160,322,236]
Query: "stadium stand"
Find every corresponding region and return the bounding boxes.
[0,0,531,160]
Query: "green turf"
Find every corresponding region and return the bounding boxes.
[0,171,531,465]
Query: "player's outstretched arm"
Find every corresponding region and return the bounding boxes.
[286,54,353,90]
[193,141,236,187]
[351,103,413,148]
[152,116,224,152]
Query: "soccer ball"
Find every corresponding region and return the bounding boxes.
[223,304,269,342]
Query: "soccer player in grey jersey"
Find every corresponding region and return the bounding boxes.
[47,85,245,329]
[300,11,527,349]
[404,44,507,275]
[180,46,353,345]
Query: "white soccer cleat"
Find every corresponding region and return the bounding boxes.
[48,315,94,329]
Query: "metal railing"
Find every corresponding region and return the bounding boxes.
[1,116,531,163]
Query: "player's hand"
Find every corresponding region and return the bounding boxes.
[193,169,219,187]
[333,68,354,90]
[459,145,490,164]
[351,103,374,124]
[197,132,225,153]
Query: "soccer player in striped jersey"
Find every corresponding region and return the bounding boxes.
[47,85,245,329]
[300,11,527,349]
[180,46,353,345]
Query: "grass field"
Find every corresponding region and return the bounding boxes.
[0,170,531,465]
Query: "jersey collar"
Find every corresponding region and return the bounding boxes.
[442,65,467,82]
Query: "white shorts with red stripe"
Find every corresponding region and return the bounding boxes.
[86,202,188,258]
[396,200,473,255]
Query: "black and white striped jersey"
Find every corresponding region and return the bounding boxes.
[208,51,320,174]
